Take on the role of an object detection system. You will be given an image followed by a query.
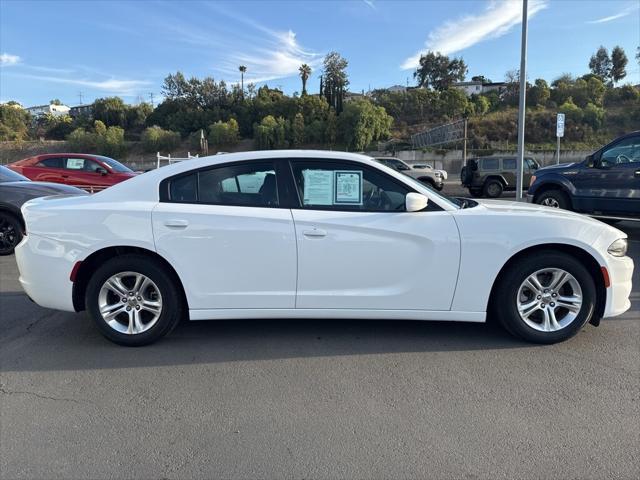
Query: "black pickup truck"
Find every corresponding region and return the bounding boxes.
[527,131,639,220]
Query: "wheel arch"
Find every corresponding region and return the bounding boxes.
[531,178,575,204]
[72,245,189,313]
[484,175,507,186]
[0,203,25,231]
[487,243,607,326]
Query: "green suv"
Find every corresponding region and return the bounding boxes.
[460,156,540,198]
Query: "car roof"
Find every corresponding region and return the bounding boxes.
[12,153,102,165]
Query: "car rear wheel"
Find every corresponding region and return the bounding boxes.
[494,252,596,344]
[483,179,503,198]
[536,190,570,210]
[86,254,184,346]
[0,212,22,256]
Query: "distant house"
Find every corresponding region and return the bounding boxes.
[25,103,70,117]
[344,91,366,102]
[452,81,506,97]
[70,104,93,118]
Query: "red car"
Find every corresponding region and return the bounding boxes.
[7,154,138,192]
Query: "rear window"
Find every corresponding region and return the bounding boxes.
[481,158,499,170]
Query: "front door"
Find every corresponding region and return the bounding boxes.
[574,135,640,214]
[152,160,297,310]
[288,159,460,311]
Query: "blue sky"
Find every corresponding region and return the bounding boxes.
[1,0,639,107]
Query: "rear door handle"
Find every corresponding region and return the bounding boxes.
[163,219,189,228]
[303,228,327,238]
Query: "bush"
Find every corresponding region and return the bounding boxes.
[141,125,181,153]
[66,120,126,157]
[208,118,239,148]
[253,115,288,149]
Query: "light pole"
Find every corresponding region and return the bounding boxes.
[515,0,529,202]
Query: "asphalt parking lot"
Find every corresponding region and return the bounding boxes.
[1,219,638,479]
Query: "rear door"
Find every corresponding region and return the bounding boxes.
[287,159,460,311]
[25,157,66,183]
[152,159,297,310]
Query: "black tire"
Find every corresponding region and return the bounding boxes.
[85,254,184,346]
[419,178,437,190]
[483,179,503,198]
[494,252,596,344]
[468,188,483,198]
[0,212,22,256]
[535,189,571,210]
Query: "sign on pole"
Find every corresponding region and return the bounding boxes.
[556,113,564,164]
[556,113,565,138]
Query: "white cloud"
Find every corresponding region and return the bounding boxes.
[587,3,639,24]
[220,29,322,84]
[363,0,377,11]
[5,73,151,96]
[0,53,21,66]
[401,0,548,70]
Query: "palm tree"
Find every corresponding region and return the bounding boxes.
[299,64,312,95]
[238,65,247,96]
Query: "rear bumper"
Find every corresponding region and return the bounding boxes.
[15,233,82,312]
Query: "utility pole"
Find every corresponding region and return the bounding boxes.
[515,0,529,202]
[78,91,84,105]
[463,118,468,166]
[149,92,154,108]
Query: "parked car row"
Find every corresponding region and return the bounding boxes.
[7,153,138,192]
[375,157,446,190]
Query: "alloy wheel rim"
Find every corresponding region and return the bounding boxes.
[541,198,560,208]
[0,218,17,252]
[517,268,583,332]
[98,271,163,334]
[488,184,500,196]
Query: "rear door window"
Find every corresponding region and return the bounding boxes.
[481,158,499,170]
[36,157,64,168]
[502,158,516,170]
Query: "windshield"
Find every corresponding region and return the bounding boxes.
[373,159,461,209]
[0,165,29,182]
[96,156,133,173]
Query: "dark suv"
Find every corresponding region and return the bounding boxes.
[527,131,639,219]
[461,156,539,198]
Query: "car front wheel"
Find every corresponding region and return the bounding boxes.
[483,179,503,198]
[494,252,596,344]
[536,190,570,210]
[85,254,184,346]
[0,212,22,256]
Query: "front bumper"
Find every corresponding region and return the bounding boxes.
[604,254,634,318]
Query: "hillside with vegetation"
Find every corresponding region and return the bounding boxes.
[1,46,638,160]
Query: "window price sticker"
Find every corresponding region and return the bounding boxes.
[334,170,363,205]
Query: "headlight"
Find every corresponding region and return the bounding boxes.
[607,238,628,257]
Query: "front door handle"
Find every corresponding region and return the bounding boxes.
[635,170,640,178]
[163,219,189,228]
[303,228,327,238]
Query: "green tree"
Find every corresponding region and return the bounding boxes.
[93,97,128,128]
[589,46,612,81]
[208,118,239,147]
[299,64,312,96]
[473,95,491,115]
[49,99,63,105]
[559,98,583,123]
[414,51,467,91]
[583,103,605,129]
[527,79,550,107]
[471,75,491,84]
[141,125,181,152]
[610,46,628,84]
[322,52,349,112]
[325,109,337,146]
[337,99,392,150]
[291,112,305,146]
[0,104,31,141]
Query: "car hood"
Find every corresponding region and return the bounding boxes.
[1,181,87,196]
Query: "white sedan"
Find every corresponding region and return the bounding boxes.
[15,151,633,346]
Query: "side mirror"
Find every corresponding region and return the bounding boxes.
[406,192,429,212]
[96,167,108,175]
[397,164,410,171]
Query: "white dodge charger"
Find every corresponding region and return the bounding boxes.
[15,151,633,346]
